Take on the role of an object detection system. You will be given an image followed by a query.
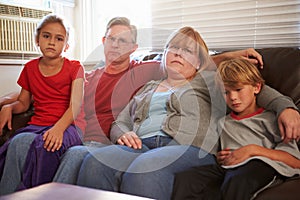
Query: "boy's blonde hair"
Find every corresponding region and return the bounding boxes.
[216,58,265,88]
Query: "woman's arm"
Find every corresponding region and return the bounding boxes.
[211,48,263,68]
[110,100,135,143]
[42,77,84,152]
[257,85,300,142]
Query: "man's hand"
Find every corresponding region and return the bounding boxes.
[278,108,300,143]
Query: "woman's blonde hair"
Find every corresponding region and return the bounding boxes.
[216,58,265,88]
[163,26,212,70]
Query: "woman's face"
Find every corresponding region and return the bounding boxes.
[165,37,201,80]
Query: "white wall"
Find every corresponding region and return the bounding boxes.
[0,65,22,96]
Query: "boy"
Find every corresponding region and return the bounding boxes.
[171,58,300,200]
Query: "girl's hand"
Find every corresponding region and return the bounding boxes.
[222,145,253,166]
[117,131,142,149]
[0,105,13,135]
[43,126,64,152]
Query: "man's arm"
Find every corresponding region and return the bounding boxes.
[211,48,263,68]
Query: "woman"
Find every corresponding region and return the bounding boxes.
[75,26,224,198]
[76,27,299,200]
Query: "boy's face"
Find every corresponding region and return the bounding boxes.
[223,83,261,117]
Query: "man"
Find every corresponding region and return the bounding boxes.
[0,17,299,195]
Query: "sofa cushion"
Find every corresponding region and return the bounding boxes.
[256,47,300,109]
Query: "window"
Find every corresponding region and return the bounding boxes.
[151,0,300,51]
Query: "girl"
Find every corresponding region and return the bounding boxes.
[0,13,85,190]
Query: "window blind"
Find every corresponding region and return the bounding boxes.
[151,0,300,51]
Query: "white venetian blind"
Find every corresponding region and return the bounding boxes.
[151,0,300,51]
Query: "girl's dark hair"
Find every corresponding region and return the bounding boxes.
[35,13,72,46]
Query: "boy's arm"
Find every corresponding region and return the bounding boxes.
[223,144,300,168]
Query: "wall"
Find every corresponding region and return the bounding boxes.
[0,65,22,96]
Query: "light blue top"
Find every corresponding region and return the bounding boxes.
[137,91,171,139]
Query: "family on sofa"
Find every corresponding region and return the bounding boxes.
[0,14,299,200]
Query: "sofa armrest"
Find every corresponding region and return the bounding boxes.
[0,104,34,146]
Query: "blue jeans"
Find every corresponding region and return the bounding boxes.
[0,133,35,195]
[53,136,174,184]
[77,141,216,200]
[53,141,107,184]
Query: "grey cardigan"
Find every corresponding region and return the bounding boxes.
[110,70,298,154]
[110,71,224,152]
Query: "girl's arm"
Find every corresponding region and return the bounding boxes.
[222,144,300,168]
[43,77,84,152]
[0,89,31,135]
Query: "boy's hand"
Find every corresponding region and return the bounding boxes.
[216,148,232,165]
[221,145,253,166]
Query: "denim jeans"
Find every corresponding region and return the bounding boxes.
[77,140,216,200]
[0,133,35,195]
[142,135,177,150]
[53,141,107,184]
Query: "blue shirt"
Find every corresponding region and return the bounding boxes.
[137,91,171,139]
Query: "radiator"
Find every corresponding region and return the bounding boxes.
[0,3,51,56]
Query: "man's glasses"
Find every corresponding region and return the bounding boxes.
[105,36,134,46]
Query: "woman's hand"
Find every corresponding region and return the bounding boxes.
[117,131,142,149]
[278,108,300,143]
[43,126,64,152]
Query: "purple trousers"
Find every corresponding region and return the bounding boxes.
[0,124,82,190]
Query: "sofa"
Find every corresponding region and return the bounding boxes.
[0,47,299,199]
[248,47,300,200]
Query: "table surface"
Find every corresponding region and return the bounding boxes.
[0,182,154,200]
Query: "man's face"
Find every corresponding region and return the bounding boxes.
[103,25,137,65]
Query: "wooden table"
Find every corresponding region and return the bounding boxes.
[0,182,154,200]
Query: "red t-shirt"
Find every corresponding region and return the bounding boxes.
[83,60,163,143]
[18,57,85,130]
